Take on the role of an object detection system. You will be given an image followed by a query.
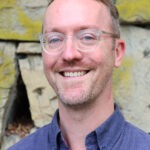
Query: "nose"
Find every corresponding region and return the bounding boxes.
[62,36,83,62]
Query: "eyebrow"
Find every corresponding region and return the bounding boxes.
[43,25,100,34]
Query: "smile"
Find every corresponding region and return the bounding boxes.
[62,71,88,77]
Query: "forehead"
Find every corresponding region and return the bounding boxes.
[43,0,112,33]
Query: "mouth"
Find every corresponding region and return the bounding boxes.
[60,71,89,77]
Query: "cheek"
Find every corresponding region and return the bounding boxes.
[42,54,56,77]
[43,55,50,71]
[100,41,116,60]
[42,54,58,87]
[89,50,105,65]
[42,53,56,69]
[90,47,115,69]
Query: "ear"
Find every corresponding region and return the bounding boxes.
[114,39,125,68]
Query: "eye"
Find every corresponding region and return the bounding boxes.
[80,33,97,45]
[83,34,95,40]
[47,36,63,44]
[46,34,64,49]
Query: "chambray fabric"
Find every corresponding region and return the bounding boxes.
[8,105,150,150]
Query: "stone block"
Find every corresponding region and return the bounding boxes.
[17,43,57,127]
[113,26,150,132]
[0,42,16,143]
[17,42,41,54]
[0,0,49,41]
[1,134,20,150]
[116,0,150,24]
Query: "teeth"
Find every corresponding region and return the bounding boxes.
[64,71,86,77]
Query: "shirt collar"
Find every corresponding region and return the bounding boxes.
[49,110,61,150]
[50,105,126,149]
[95,105,126,149]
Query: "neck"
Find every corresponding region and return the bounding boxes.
[58,87,114,150]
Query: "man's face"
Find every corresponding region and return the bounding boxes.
[42,0,124,107]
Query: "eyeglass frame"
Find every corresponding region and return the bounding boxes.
[39,28,119,54]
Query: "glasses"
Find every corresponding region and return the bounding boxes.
[39,28,119,54]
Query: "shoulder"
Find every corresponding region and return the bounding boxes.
[125,122,150,139]
[8,123,52,150]
[121,121,150,149]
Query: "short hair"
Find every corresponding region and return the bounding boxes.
[47,0,120,37]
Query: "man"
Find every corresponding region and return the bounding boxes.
[9,0,150,149]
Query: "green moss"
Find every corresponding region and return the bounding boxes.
[113,57,135,96]
[0,51,16,89]
[0,0,16,9]
[17,8,42,41]
[116,0,150,23]
[0,6,42,41]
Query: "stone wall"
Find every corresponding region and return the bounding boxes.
[0,0,150,149]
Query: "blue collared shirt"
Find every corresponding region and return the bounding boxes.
[8,105,150,150]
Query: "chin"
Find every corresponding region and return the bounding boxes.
[58,91,95,109]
